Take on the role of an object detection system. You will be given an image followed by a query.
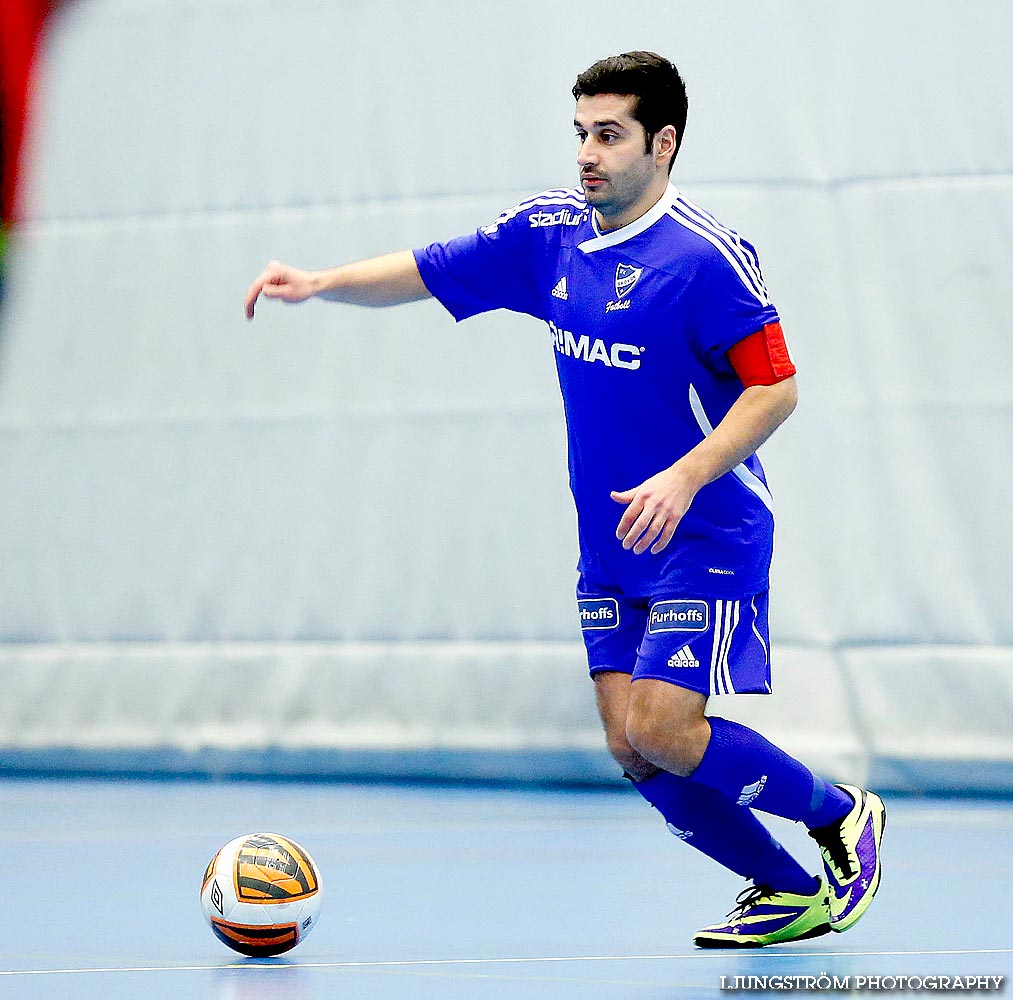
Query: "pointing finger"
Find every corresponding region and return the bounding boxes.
[244,278,265,320]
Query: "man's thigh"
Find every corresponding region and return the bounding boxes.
[594,671,706,739]
[593,669,633,736]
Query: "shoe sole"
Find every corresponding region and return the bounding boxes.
[695,923,832,949]
[830,792,887,932]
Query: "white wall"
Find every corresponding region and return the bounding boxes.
[2,0,1011,790]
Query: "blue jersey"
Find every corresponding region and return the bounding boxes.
[413,183,782,599]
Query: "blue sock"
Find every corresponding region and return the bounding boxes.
[634,770,818,894]
[690,717,852,828]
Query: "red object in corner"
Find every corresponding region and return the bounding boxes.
[1,1,58,224]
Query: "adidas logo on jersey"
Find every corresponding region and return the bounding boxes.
[551,277,568,300]
[667,646,700,669]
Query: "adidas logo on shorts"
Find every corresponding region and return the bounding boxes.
[667,646,700,669]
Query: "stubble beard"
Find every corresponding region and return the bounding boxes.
[583,164,652,228]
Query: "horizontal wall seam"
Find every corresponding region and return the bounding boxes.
[13,170,1013,234]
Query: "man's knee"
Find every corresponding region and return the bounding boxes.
[604,730,656,781]
[626,712,702,777]
[625,681,710,777]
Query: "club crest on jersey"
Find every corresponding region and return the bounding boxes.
[615,263,643,300]
[604,263,643,312]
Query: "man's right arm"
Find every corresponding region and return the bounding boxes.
[244,250,430,320]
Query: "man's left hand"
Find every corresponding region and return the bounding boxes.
[611,466,699,555]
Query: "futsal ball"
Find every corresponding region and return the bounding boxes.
[200,832,323,957]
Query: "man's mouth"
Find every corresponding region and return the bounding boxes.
[582,175,607,188]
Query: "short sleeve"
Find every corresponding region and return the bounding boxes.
[413,200,550,323]
[687,238,780,374]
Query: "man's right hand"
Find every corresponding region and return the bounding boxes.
[245,251,430,318]
[245,260,317,320]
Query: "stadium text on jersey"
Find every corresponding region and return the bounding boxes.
[528,208,588,228]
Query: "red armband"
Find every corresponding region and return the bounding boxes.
[727,322,797,387]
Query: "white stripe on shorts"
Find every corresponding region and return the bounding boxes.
[751,594,769,668]
[709,599,741,696]
[723,600,740,695]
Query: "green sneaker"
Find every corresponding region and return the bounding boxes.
[694,878,831,948]
[809,784,886,932]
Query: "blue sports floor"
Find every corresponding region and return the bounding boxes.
[1,778,1010,999]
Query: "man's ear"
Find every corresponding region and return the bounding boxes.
[655,124,678,165]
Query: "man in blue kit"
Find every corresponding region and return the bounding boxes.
[244,51,886,948]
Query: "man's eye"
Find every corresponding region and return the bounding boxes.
[601,132,617,143]
[575,131,587,141]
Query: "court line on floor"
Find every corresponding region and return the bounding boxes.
[3,948,1010,978]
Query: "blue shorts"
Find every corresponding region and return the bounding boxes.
[576,584,772,696]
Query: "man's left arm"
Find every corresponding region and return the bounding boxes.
[612,376,797,555]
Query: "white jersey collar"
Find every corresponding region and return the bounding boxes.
[577,182,680,254]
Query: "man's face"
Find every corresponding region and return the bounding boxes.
[574,93,657,217]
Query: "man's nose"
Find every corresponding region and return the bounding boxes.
[577,136,597,166]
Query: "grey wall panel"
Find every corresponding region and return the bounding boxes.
[763,2,1013,181]
[0,416,580,642]
[829,180,1013,643]
[35,1,1009,225]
